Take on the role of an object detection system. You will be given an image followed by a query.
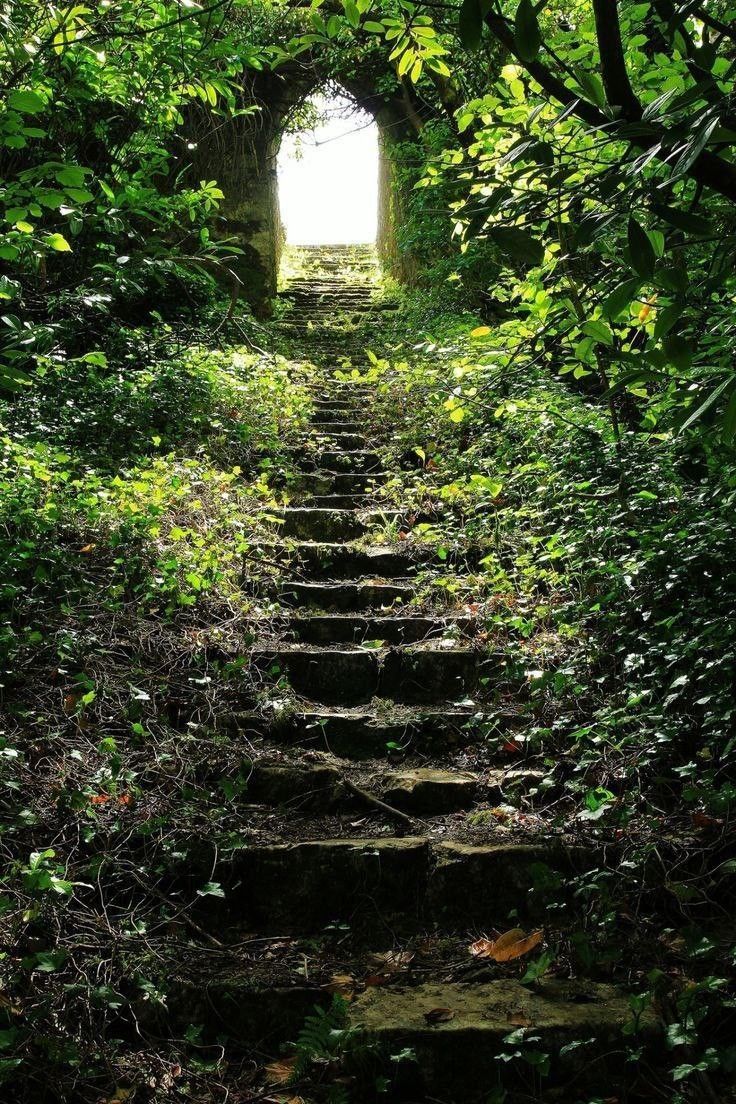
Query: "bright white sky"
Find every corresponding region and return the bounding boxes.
[277,94,378,245]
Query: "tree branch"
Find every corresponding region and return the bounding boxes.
[591,0,642,118]
[482,11,736,204]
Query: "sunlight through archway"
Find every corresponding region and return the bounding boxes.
[277,93,378,245]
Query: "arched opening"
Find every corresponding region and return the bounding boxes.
[277,90,379,246]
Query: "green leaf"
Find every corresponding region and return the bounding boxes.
[8,90,45,114]
[652,302,683,341]
[514,0,541,63]
[651,205,712,237]
[627,217,656,279]
[344,0,360,28]
[196,881,225,898]
[721,388,736,444]
[679,376,732,434]
[601,278,641,320]
[459,0,483,51]
[45,233,71,252]
[55,166,86,188]
[582,319,614,345]
[575,68,606,109]
[488,226,544,266]
[662,333,692,371]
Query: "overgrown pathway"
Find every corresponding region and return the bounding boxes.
[185,247,659,1101]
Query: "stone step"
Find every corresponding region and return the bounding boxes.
[277,580,415,610]
[350,979,658,1102]
[283,542,438,579]
[304,493,367,510]
[230,706,513,758]
[309,421,364,434]
[244,762,477,814]
[212,837,584,930]
[256,646,498,704]
[295,473,386,495]
[273,508,368,541]
[309,431,369,450]
[381,766,478,812]
[286,614,472,645]
[166,975,657,1099]
[297,450,383,472]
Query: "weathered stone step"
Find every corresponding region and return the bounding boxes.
[230,705,509,758]
[295,472,387,495]
[304,493,367,510]
[309,420,364,433]
[381,766,478,812]
[255,646,498,704]
[212,837,583,929]
[351,979,658,1102]
[310,431,369,450]
[245,762,478,813]
[165,976,657,1101]
[277,580,415,610]
[297,449,383,472]
[273,508,368,541]
[285,542,436,579]
[286,613,472,644]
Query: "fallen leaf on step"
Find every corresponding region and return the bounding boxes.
[424,1007,455,1024]
[364,973,393,987]
[370,949,415,971]
[468,928,544,962]
[489,804,516,823]
[491,928,544,962]
[469,937,496,958]
[507,1009,533,1027]
[265,1056,297,1085]
[323,974,356,1000]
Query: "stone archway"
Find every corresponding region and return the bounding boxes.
[183,62,424,313]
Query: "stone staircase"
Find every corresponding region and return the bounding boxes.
[273,243,395,362]
[175,248,659,1101]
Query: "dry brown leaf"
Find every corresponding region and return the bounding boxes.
[79,543,97,554]
[323,974,355,1000]
[492,928,544,962]
[265,1056,296,1085]
[364,973,392,987]
[370,949,415,971]
[424,1007,455,1024]
[507,1010,533,1027]
[468,928,544,962]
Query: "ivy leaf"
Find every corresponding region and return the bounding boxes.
[196,881,225,898]
[514,0,541,63]
[627,217,655,279]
